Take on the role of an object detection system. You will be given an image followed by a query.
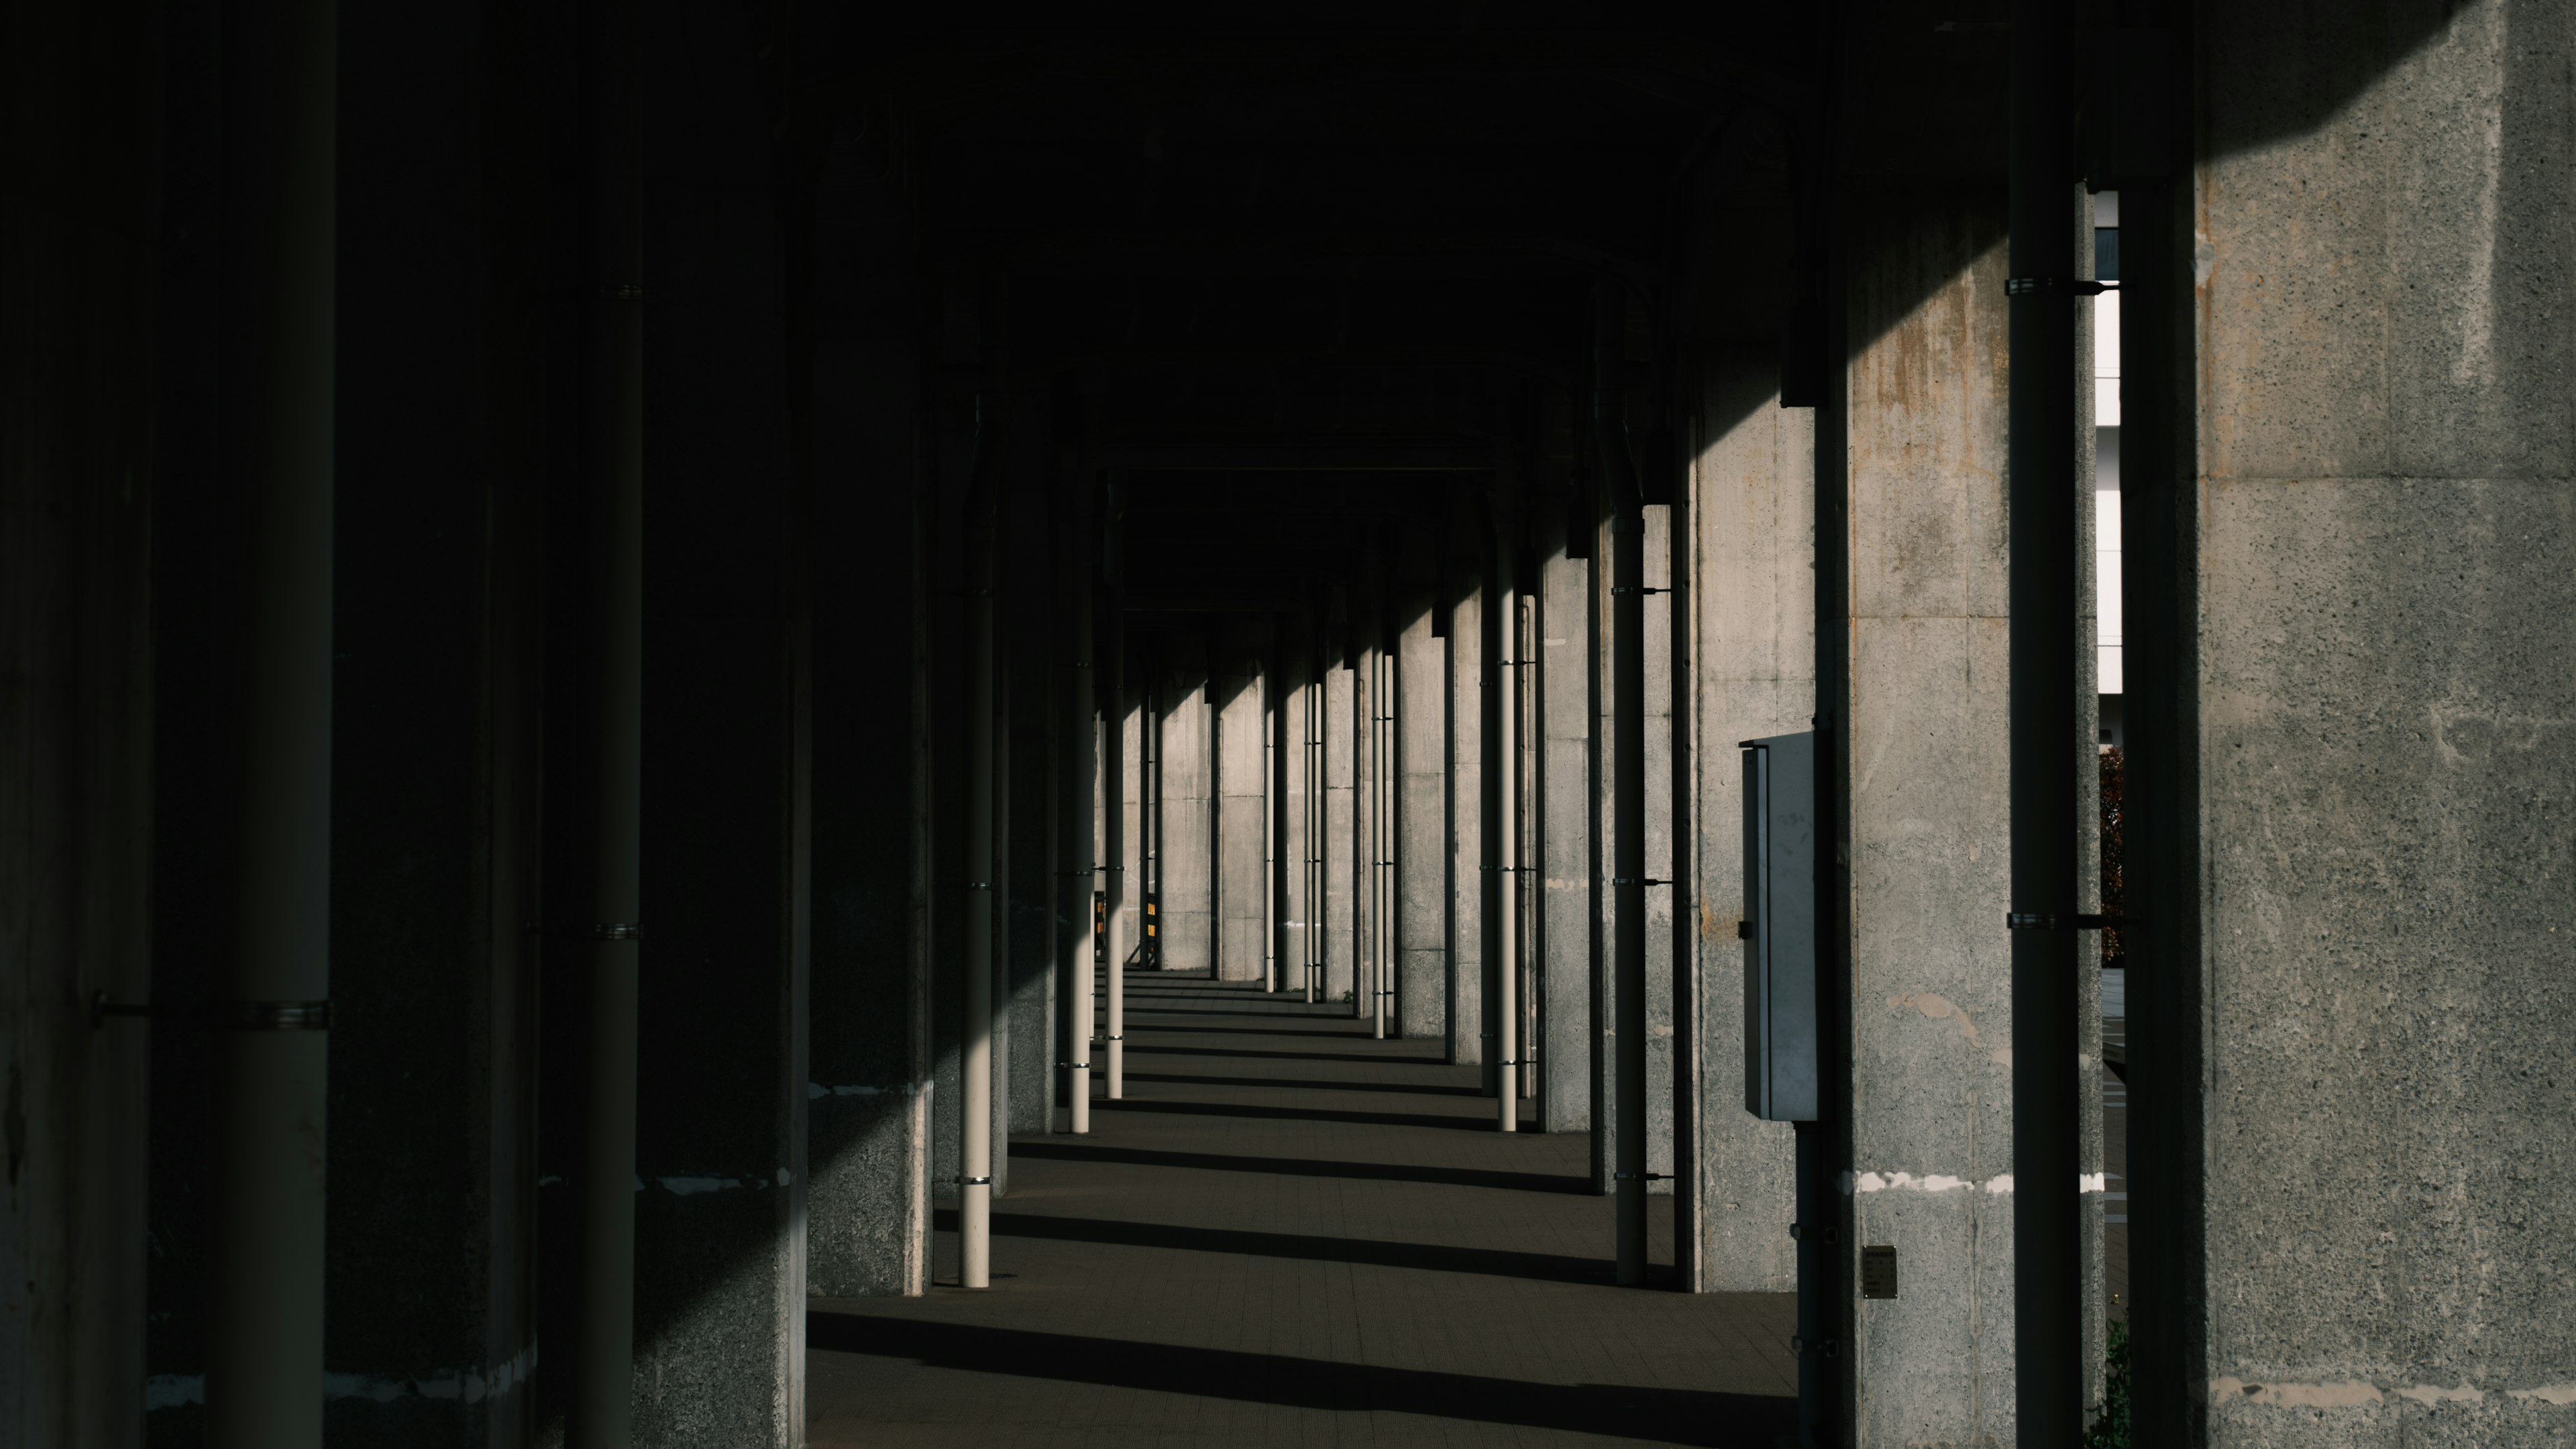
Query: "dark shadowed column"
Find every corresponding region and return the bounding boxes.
[627,12,808,1439]
[806,119,929,1299]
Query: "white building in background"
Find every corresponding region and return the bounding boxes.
[2096,191,2123,745]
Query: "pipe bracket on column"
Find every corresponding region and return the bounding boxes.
[959,1176,992,1186]
[2004,276,2114,296]
[205,1000,334,1030]
[593,922,642,941]
[2004,912,2123,930]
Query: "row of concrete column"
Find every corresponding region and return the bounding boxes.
[13,4,2571,1446]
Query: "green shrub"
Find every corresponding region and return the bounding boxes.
[2081,1320,2132,1448]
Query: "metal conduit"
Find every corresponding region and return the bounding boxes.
[1103,573,1126,1099]
[209,3,337,1440]
[571,0,644,1433]
[1067,513,1093,1135]
[1495,536,1520,1132]
[1597,280,1650,1288]
[2008,0,2086,1432]
[959,400,1002,1290]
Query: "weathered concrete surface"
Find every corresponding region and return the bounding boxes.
[1449,565,1487,1068]
[1595,506,1675,1195]
[1119,699,1146,961]
[1397,551,1450,1046]
[1838,190,2015,1446]
[2166,7,2576,1442]
[1214,625,1269,983]
[1684,351,1810,1293]
[1326,657,1358,1005]
[1157,642,1214,973]
[1537,529,1597,1138]
[1644,506,1676,1195]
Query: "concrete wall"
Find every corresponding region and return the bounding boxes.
[2158,5,2576,1441]
[1685,350,1810,1291]
[1837,190,2015,1444]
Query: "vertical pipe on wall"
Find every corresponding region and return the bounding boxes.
[2008,0,2084,1432]
[1312,614,1325,1005]
[1264,638,1277,993]
[209,4,335,1443]
[959,401,1000,1289]
[1102,547,1126,1098]
[1496,544,1520,1131]
[1067,499,1094,1134]
[1599,280,1650,1288]
[1371,638,1389,1039]
[572,0,643,1435]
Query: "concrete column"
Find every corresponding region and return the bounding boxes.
[1216,622,1270,983]
[1325,639,1358,1006]
[1682,347,1809,1293]
[319,24,561,1430]
[2133,8,2576,1440]
[1004,468,1057,1169]
[804,130,929,1297]
[1448,535,1487,1070]
[2,7,156,1437]
[1357,628,1381,1025]
[1397,533,1450,1044]
[629,208,809,1449]
[1159,635,1214,972]
[1536,511,1596,1140]
[1833,190,2015,1442]
[806,321,928,1294]
[1643,505,1676,1195]
[1281,621,1315,998]
[1119,692,1144,964]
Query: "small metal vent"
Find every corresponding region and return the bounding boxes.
[1860,1245,1899,1300]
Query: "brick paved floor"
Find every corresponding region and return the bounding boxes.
[809,973,1798,1448]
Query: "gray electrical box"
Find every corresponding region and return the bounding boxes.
[1743,732,1820,1122]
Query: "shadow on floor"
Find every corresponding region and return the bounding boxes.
[1095,1096,1493,1133]
[1123,1021,1385,1040]
[933,1209,1614,1285]
[1009,1139,1591,1195]
[1120,1069,1490,1099]
[807,1314,1791,1446]
[1127,1042,1444,1067]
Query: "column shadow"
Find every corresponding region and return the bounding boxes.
[934,1208,1608,1284]
[807,1313,1792,1446]
[1096,1097,1490,1133]
[1009,1140,1591,1195]
[1121,1069,1487,1098]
